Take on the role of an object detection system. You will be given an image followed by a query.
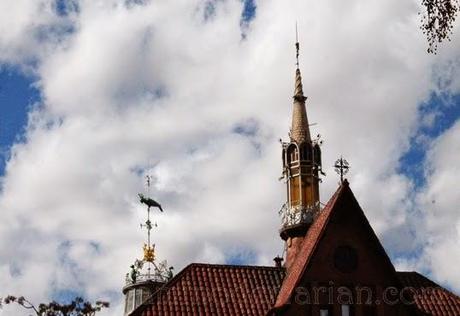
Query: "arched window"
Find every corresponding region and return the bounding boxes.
[287,144,298,163]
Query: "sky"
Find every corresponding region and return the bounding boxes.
[0,0,459,314]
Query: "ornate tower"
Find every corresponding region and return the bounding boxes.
[122,177,173,315]
[279,41,323,270]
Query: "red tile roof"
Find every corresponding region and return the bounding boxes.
[132,263,285,316]
[131,266,460,316]
[397,271,460,316]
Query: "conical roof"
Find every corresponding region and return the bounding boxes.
[290,68,311,143]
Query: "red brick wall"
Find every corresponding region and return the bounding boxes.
[279,191,414,316]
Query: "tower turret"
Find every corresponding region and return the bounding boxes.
[279,40,323,270]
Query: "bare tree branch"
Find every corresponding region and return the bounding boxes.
[421,0,459,53]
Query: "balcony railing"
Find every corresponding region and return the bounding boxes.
[125,260,173,286]
[125,272,170,286]
[279,202,320,229]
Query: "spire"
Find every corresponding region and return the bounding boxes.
[290,39,311,143]
[280,35,323,271]
[294,68,306,100]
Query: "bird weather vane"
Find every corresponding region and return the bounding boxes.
[334,156,350,183]
[138,175,164,267]
[127,175,173,285]
[128,177,157,283]
[139,175,163,212]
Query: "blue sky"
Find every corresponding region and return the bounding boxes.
[0,68,39,176]
[399,93,460,187]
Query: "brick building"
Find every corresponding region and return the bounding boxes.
[125,46,460,316]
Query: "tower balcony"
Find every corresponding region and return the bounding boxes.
[279,202,320,240]
[124,271,169,287]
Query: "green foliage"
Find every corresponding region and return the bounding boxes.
[421,0,459,53]
[0,295,109,316]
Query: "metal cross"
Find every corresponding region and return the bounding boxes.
[334,156,350,183]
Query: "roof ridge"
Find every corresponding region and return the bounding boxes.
[187,262,285,270]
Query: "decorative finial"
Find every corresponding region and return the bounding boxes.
[146,175,151,188]
[295,22,300,69]
[143,243,155,262]
[334,156,350,184]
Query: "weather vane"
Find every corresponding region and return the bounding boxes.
[334,156,350,183]
[129,175,165,280]
[126,175,173,287]
[139,176,164,263]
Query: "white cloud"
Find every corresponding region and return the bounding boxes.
[416,121,460,290]
[0,0,76,69]
[0,0,459,313]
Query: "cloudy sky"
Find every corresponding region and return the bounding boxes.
[0,0,459,314]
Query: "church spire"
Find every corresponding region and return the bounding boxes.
[279,38,323,271]
[290,39,311,143]
[290,68,311,143]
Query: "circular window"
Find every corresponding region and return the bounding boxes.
[333,245,358,273]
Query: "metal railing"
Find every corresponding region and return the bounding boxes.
[125,271,170,286]
[279,202,320,228]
